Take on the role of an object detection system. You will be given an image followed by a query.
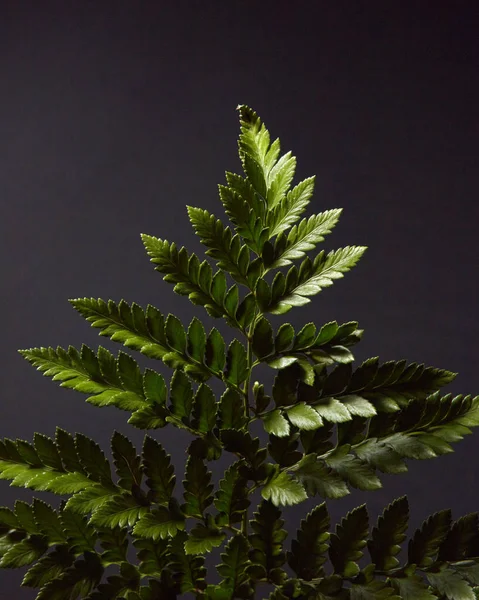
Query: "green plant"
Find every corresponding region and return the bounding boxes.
[2,105,479,600]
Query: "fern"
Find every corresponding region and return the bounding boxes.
[3,104,478,599]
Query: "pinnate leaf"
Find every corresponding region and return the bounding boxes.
[329,504,369,578]
[287,502,330,580]
[261,469,307,507]
[368,496,409,572]
[141,436,175,504]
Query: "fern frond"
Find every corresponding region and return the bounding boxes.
[237,104,273,197]
[0,431,114,496]
[287,502,330,581]
[266,151,297,208]
[181,455,214,519]
[19,344,206,434]
[284,393,479,500]
[269,208,343,268]
[68,298,229,382]
[213,461,250,528]
[214,533,255,598]
[319,356,457,412]
[237,104,297,209]
[141,234,243,325]
[263,246,367,314]
[187,205,250,286]
[259,318,363,371]
[6,103,479,600]
[248,499,288,585]
[19,344,152,412]
[168,530,207,593]
[218,179,268,254]
[329,504,369,578]
[267,176,315,237]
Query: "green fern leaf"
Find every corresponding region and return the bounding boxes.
[133,501,186,541]
[268,176,315,237]
[141,435,175,504]
[89,494,148,529]
[168,370,194,423]
[168,529,207,593]
[0,436,99,495]
[224,339,248,386]
[96,525,128,566]
[141,234,238,321]
[21,545,74,589]
[60,508,98,554]
[133,537,170,577]
[270,208,343,268]
[32,499,67,544]
[127,404,168,430]
[368,496,409,572]
[54,428,86,475]
[218,182,266,253]
[184,521,226,555]
[261,469,307,506]
[349,577,400,599]
[267,246,367,314]
[287,502,330,580]
[74,432,114,486]
[35,551,103,600]
[329,504,369,578]
[237,105,271,192]
[85,561,141,599]
[182,455,214,518]
[191,383,217,433]
[198,324,228,377]
[354,437,408,475]
[427,568,475,600]
[186,316,207,361]
[64,485,116,516]
[216,533,253,599]
[346,357,457,412]
[438,513,479,562]
[187,206,249,285]
[267,151,296,207]
[68,298,213,381]
[8,103,479,600]
[111,431,142,492]
[219,430,267,476]
[325,445,382,491]
[451,560,479,587]
[0,506,21,531]
[265,319,363,370]
[286,402,324,430]
[0,534,48,568]
[389,574,438,600]
[288,454,349,499]
[213,462,250,528]
[263,409,290,437]
[248,499,288,585]
[251,316,275,360]
[314,397,352,423]
[408,509,452,568]
[33,432,64,471]
[218,388,247,430]
[19,345,147,411]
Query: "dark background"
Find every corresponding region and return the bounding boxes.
[1,1,478,596]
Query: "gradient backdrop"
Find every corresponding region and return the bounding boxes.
[1,1,478,597]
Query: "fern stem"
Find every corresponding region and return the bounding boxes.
[240,308,261,536]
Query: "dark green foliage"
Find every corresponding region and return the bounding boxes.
[4,104,478,598]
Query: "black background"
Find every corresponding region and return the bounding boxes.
[1,1,478,596]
